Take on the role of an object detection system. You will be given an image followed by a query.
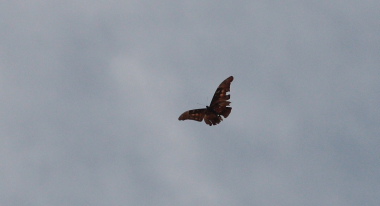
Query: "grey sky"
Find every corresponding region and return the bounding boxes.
[1,1,379,205]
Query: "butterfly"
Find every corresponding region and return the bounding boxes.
[178,76,233,126]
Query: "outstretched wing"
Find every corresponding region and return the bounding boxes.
[209,76,233,117]
[178,76,233,126]
[178,109,207,122]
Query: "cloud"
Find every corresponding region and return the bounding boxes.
[1,1,379,205]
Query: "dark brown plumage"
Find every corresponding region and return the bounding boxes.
[178,76,233,126]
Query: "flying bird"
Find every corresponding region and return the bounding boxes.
[178,76,233,126]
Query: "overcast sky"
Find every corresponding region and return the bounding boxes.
[1,1,379,205]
